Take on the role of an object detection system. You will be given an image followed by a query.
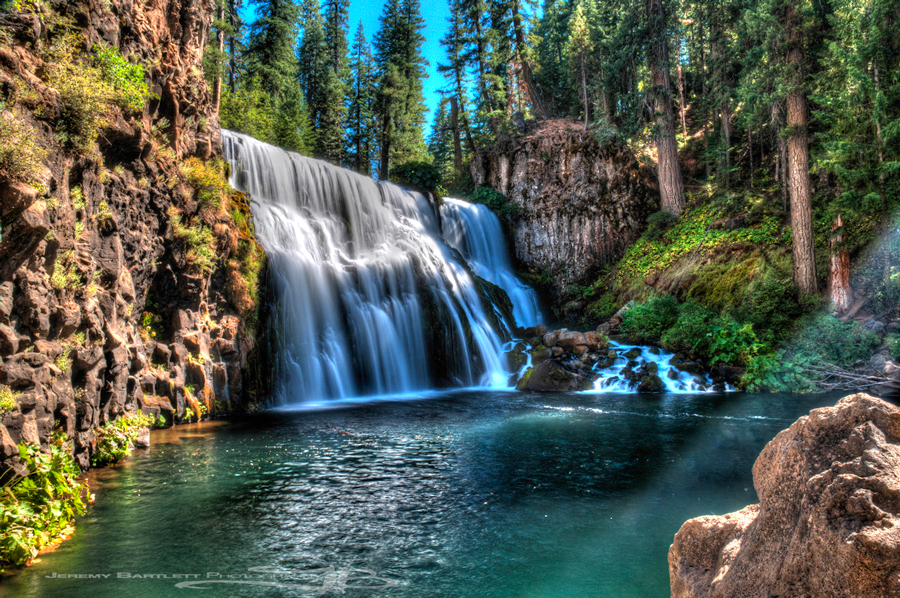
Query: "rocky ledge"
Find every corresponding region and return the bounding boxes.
[669,393,900,598]
[507,324,741,392]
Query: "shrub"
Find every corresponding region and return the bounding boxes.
[390,161,442,193]
[621,295,679,344]
[0,386,19,414]
[0,109,47,184]
[705,317,765,366]
[660,301,717,355]
[790,314,879,368]
[0,434,88,568]
[168,207,217,274]
[469,186,507,211]
[91,411,153,466]
[643,210,678,241]
[586,292,619,323]
[50,251,81,291]
[179,157,231,211]
[888,334,900,361]
[92,44,153,113]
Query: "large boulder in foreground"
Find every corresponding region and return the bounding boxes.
[669,393,900,598]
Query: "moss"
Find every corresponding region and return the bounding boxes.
[0,385,19,414]
[0,108,47,184]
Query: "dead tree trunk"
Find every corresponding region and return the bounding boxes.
[828,213,852,313]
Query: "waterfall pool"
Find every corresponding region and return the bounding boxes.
[0,390,853,598]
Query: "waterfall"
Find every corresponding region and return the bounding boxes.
[222,131,512,404]
[441,198,544,328]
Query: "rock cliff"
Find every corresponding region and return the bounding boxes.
[669,393,900,598]
[470,119,658,308]
[0,0,264,469]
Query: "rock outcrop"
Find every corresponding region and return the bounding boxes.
[470,119,658,304]
[669,393,900,598]
[0,0,263,469]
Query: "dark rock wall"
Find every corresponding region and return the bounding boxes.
[0,0,260,469]
[470,119,658,305]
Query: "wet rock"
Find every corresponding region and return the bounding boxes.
[624,348,642,360]
[522,324,548,338]
[669,393,900,598]
[557,329,588,349]
[516,361,584,392]
[531,349,551,365]
[584,331,607,351]
[542,330,560,348]
[636,374,664,393]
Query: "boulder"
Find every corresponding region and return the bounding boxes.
[584,331,607,351]
[636,373,664,393]
[516,361,583,392]
[557,329,588,349]
[522,324,548,338]
[542,330,560,348]
[669,394,900,598]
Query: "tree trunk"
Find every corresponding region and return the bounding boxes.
[511,0,547,120]
[674,29,687,137]
[213,2,225,112]
[828,213,852,313]
[450,96,463,180]
[647,0,685,216]
[227,0,236,93]
[786,5,817,296]
[721,97,731,189]
[461,112,476,156]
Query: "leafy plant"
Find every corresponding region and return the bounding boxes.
[390,161,442,193]
[70,185,85,210]
[0,434,88,569]
[92,44,154,113]
[0,108,47,184]
[621,295,679,344]
[887,334,900,361]
[168,207,217,274]
[643,210,677,241]
[0,386,19,414]
[50,251,81,291]
[179,157,231,211]
[91,411,153,467]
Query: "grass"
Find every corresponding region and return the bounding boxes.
[0,386,19,414]
[168,207,217,274]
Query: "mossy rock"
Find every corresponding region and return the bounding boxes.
[624,348,642,359]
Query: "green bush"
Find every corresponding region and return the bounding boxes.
[180,157,231,211]
[790,314,879,368]
[168,207,217,274]
[660,301,717,355]
[390,161,442,193]
[93,44,153,113]
[586,292,619,322]
[91,411,153,466]
[705,317,765,366]
[643,210,677,241]
[0,386,19,414]
[621,295,679,344]
[470,186,507,211]
[888,334,900,361]
[1,434,87,569]
[0,109,47,184]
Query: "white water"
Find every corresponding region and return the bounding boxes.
[441,198,544,328]
[587,341,724,393]
[222,131,512,404]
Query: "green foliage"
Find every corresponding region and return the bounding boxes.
[791,314,879,368]
[0,434,87,569]
[660,301,717,355]
[586,292,619,322]
[179,157,231,211]
[70,185,85,210]
[742,351,820,393]
[0,108,47,184]
[0,386,19,414]
[50,251,81,291]
[705,318,765,366]
[621,295,679,344]
[92,45,154,113]
[390,161,441,193]
[54,346,72,372]
[168,207,217,274]
[643,210,677,241]
[888,334,900,361]
[91,411,153,467]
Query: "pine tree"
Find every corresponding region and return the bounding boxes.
[246,0,301,101]
[427,97,455,183]
[646,0,685,215]
[438,0,477,154]
[566,4,592,131]
[535,0,572,116]
[347,22,376,175]
[297,0,328,130]
[373,0,430,178]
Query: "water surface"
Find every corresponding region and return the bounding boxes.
[1,391,854,598]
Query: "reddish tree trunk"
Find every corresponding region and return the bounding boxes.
[828,213,852,313]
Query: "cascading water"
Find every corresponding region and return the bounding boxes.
[588,341,727,393]
[441,198,544,328]
[222,131,512,403]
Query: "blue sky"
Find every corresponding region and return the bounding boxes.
[240,0,452,127]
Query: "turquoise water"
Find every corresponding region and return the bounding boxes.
[1,391,852,597]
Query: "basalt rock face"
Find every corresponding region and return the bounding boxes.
[669,393,900,598]
[0,1,261,469]
[470,119,658,307]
